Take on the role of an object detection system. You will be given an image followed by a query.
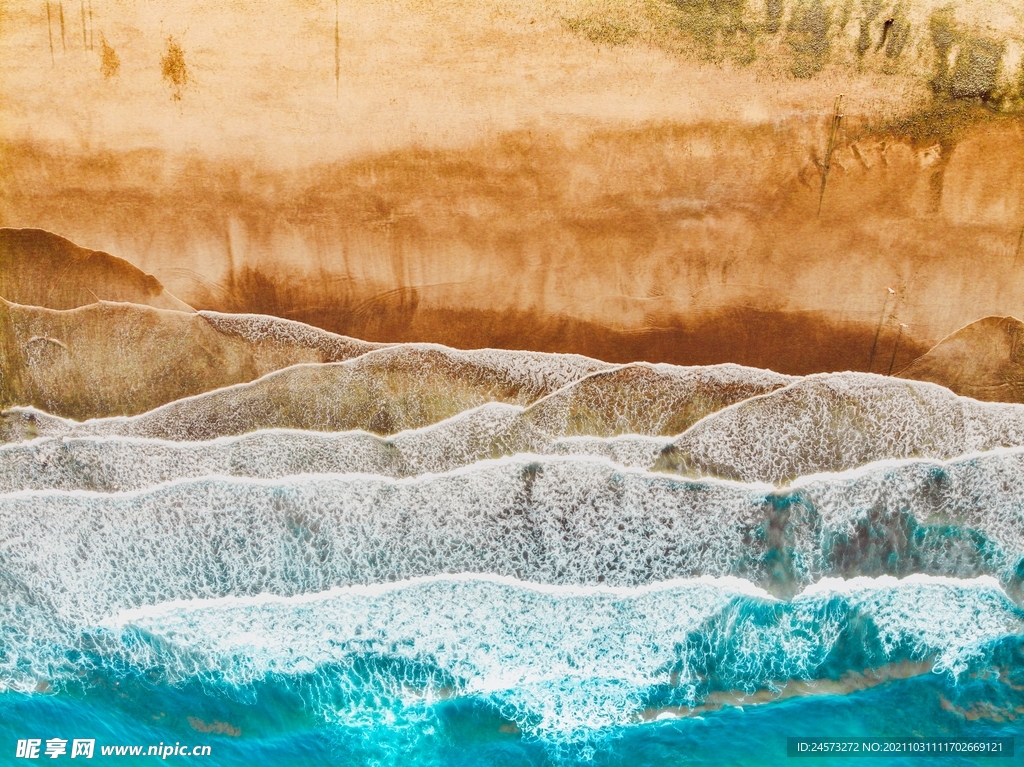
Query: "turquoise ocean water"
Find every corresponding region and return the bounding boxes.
[2,623,1022,766]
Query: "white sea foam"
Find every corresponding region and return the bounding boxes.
[664,373,1024,482]
[3,444,1024,631]
[798,573,1006,595]
[0,457,779,629]
[791,448,1024,578]
[106,572,777,625]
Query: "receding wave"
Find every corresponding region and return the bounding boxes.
[0,345,610,441]
[897,315,1024,404]
[0,228,191,312]
[524,363,793,437]
[656,373,1024,482]
[0,358,792,446]
[4,575,1020,741]
[10,369,1023,486]
[0,404,675,491]
[0,299,383,419]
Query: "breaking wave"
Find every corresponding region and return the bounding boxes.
[2,575,1020,742]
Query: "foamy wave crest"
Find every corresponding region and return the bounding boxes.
[545,435,671,468]
[0,359,789,449]
[0,405,527,490]
[10,370,1024,487]
[196,310,387,359]
[658,373,1024,482]
[4,576,1019,740]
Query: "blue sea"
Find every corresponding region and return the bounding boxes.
[1,576,1022,765]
